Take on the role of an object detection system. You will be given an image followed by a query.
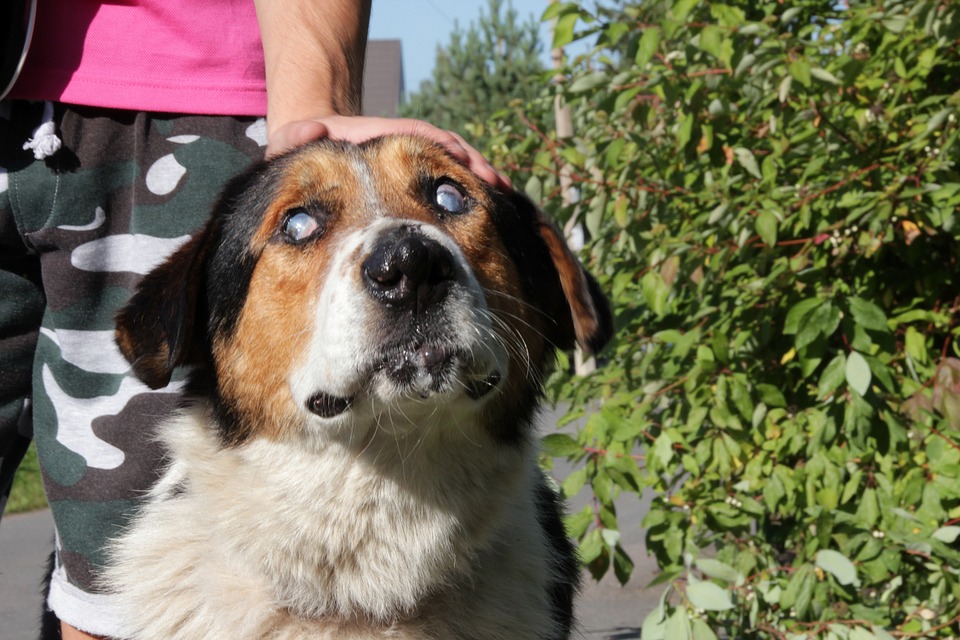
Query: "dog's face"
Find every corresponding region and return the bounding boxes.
[116,136,611,448]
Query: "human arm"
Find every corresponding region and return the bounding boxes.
[253,0,510,189]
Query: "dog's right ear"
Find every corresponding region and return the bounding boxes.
[115,227,211,389]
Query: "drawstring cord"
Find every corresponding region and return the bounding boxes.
[23,101,61,160]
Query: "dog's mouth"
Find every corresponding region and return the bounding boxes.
[305,340,502,419]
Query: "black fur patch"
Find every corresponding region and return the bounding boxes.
[534,478,581,639]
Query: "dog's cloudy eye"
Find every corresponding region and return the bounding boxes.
[435,183,466,214]
[281,209,321,243]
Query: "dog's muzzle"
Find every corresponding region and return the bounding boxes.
[304,224,503,420]
[362,225,455,314]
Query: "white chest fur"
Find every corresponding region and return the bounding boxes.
[105,403,561,639]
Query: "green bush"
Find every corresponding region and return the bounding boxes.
[488,1,960,637]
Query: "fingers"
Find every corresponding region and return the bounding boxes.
[265,116,512,190]
[265,120,330,158]
[61,622,107,640]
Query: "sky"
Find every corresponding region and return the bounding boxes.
[367,0,560,95]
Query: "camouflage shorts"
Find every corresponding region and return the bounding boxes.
[0,100,265,635]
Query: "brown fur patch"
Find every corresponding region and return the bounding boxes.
[213,150,371,442]
[362,138,551,395]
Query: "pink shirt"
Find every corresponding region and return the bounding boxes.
[10,0,267,116]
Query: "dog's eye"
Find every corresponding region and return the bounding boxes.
[435,182,466,214]
[281,209,322,243]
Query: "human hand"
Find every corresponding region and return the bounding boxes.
[266,116,512,191]
[61,622,106,640]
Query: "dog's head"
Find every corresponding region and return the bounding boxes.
[116,136,611,447]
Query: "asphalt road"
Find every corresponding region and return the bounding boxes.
[0,408,661,639]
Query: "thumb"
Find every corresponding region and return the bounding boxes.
[266,120,331,158]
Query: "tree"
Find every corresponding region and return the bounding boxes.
[491,0,960,637]
[399,0,546,152]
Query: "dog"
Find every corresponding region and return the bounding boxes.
[104,135,612,639]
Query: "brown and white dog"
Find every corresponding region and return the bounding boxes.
[105,135,612,639]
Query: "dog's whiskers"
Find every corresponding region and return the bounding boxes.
[483,288,555,322]
[477,309,541,387]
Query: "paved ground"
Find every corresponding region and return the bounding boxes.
[0,509,54,640]
[1,409,663,639]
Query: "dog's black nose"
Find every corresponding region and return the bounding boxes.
[362,231,456,311]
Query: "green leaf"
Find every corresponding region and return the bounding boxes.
[524,175,543,204]
[734,147,762,179]
[677,110,694,149]
[568,73,607,93]
[604,138,626,168]
[686,581,735,611]
[552,12,580,48]
[756,210,778,247]
[781,7,802,22]
[815,549,861,587]
[850,628,878,640]
[565,505,593,539]
[542,433,582,458]
[932,526,960,543]
[734,53,756,78]
[796,303,839,351]
[604,21,630,46]
[926,108,951,134]
[756,383,787,407]
[636,27,661,67]
[778,75,792,103]
[671,0,699,23]
[699,25,722,60]
[642,271,671,318]
[789,58,812,87]
[810,67,841,85]
[691,618,719,640]
[848,297,889,332]
[882,15,909,33]
[818,353,847,399]
[561,467,588,499]
[641,604,666,640]
[696,558,742,585]
[664,607,692,640]
[845,351,872,396]
[857,488,880,526]
[707,202,729,225]
[653,432,675,468]
[578,528,604,564]
[905,327,929,364]
[784,298,822,334]
[601,528,621,548]
[872,627,897,640]
[613,195,629,228]
[541,1,577,22]
[613,543,635,585]
[894,57,908,79]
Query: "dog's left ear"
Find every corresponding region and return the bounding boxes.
[535,211,614,355]
[499,190,614,355]
[114,227,212,389]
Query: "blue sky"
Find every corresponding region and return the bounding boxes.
[368,0,558,94]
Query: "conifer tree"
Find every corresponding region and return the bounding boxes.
[400,0,545,151]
